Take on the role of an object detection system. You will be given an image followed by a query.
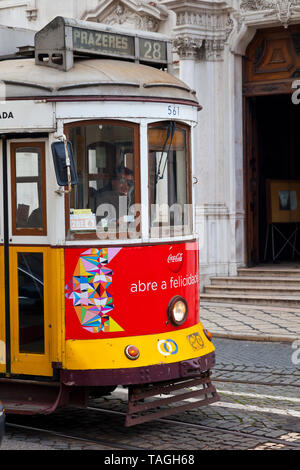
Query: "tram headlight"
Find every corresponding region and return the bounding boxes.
[167,296,188,326]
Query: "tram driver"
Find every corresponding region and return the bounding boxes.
[93,167,134,233]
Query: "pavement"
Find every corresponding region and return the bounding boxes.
[200,302,300,342]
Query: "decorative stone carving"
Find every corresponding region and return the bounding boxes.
[103,3,159,31]
[240,0,300,29]
[240,0,275,10]
[162,1,232,61]
[229,1,300,55]
[270,1,300,28]
[225,12,234,41]
[203,38,226,61]
[82,0,168,32]
[173,35,203,59]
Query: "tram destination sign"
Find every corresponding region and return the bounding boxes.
[73,28,167,63]
[35,17,171,72]
[73,27,135,58]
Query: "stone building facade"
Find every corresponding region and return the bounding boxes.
[1,0,300,288]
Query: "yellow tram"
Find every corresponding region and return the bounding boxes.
[0,17,218,425]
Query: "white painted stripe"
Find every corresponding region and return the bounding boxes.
[211,401,300,418]
[217,390,300,404]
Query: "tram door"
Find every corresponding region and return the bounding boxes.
[1,140,53,377]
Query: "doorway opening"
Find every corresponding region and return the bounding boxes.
[243,25,300,266]
[251,93,300,263]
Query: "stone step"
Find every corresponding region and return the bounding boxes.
[237,267,300,278]
[204,284,300,296]
[210,276,300,287]
[200,293,300,307]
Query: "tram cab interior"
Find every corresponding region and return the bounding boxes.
[0,17,218,425]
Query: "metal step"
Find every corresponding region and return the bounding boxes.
[125,373,219,427]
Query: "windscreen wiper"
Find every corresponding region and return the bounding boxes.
[155,121,176,184]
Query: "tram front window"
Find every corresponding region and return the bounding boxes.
[148,122,192,237]
[67,122,139,239]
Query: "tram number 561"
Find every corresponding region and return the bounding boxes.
[167,105,180,117]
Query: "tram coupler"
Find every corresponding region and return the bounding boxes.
[125,372,219,427]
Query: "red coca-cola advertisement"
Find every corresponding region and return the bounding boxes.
[64,241,199,340]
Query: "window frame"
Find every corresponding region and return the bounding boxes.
[148,121,192,237]
[64,119,141,240]
[10,142,47,236]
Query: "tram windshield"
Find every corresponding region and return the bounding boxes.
[148,122,192,237]
[66,120,191,240]
[67,121,138,239]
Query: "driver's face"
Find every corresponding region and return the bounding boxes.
[112,175,129,194]
[126,174,134,187]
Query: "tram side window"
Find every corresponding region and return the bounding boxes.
[11,143,47,236]
[67,122,139,239]
[18,252,45,354]
[148,122,192,237]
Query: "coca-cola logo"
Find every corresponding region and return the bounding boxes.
[167,249,184,272]
[167,253,183,264]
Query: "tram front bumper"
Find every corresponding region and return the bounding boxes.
[59,350,216,387]
[59,352,219,427]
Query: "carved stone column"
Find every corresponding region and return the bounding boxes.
[172,35,203,88]
[161,2,247,284]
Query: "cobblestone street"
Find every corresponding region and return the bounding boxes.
[2,337,300,452]
[200,303,300,342]
[2,301,300,452]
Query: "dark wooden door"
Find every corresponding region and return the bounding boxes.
[243,26,300,265]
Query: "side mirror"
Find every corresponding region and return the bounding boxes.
[51,141,78,186]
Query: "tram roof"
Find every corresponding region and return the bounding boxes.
[0,57,198,104]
